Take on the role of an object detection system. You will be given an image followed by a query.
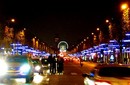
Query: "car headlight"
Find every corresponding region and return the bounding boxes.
[0,60,8,75]
[35,65,41,71]
[20,64,31,74]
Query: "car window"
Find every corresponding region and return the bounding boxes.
[98,67,130,77]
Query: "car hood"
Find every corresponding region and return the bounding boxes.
[7,62,27,67]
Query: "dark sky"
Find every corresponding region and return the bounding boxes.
[0,0,127,49]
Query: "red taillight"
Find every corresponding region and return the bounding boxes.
[95,80,111,85]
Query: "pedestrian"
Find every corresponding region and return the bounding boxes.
[57,56,64,75]
[48,54,53,74]
[52,55,56,74]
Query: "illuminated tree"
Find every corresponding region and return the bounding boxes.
[98,31,104,43]
[121,3,130,32]
[3,26,14,48]
[15,30,25,44]
[93,34,97,45]
[0,24,4,46]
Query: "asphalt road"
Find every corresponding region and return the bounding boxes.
[49,62,85,85]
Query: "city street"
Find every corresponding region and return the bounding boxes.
[0,61,97,85]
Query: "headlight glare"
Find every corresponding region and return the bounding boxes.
[35,65,41,71]
[0,60,8,75]
[20,64,30,73]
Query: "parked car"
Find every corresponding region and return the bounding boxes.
[31,58,43,74]
[0,55,34,83]
[82,63,130,85]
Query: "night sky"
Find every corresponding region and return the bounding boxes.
[0,0,127,49]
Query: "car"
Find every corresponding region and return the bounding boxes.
[41,58,50,75]
[0,55,34,83]
[41,58,50,69]
[31,58,43,74]
[82,63,130,85]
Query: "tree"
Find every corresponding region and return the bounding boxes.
[3,26,14,48]
[15,30,25,44]
[0,24,4,46]
[99,31,104,44]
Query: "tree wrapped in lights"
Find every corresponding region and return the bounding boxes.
[106,19,118,40]
[121,3,130,33]
[3,26,14,48]
[98,31,104,43]
[15,30,25,44]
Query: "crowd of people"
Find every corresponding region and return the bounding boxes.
[48,54,64,75]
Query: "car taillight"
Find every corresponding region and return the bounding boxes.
[95,80,111,85]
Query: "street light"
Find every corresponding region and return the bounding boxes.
[121,3,128,10]
[87,37,89,39]
[91,32,96,46]
[91,32,94,35]
[7,18,15,26]
[96,28,100,31]
[105,19,109,23]
[11,18,15,23]
[96,28,100,45]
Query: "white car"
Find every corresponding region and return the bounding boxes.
[82,63,130,85]
[0,55,34,83]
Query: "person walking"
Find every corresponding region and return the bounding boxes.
[52,56,56,74]
[57,56,64,75]
[48,54,53,74]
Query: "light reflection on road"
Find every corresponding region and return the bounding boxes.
[0,73,50,85]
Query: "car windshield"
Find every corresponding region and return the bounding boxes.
[98,67,130,77]
[6,57,28,63]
